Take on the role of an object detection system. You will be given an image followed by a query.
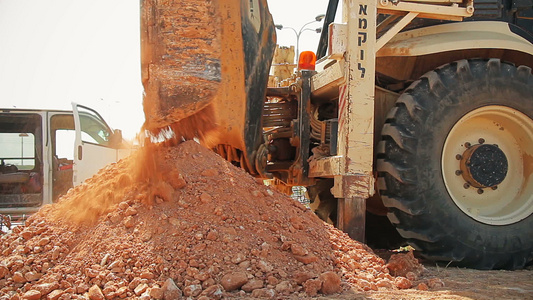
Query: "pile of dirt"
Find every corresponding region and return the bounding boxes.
[1,141,431,299]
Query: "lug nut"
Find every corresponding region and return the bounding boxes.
[456,154,462,160]
[465,142,471,148]
[478,138,485,144]
[477,188,484,194]
[463,183,470,189]
[455,170,463,176]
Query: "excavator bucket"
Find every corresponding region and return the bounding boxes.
[141,0,276,172]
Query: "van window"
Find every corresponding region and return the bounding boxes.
[54,129,98,159]
[0,113,42,173]
[77,106,112,146]
[0,132,36,170]
[0,112,43,208]
[51,113,106,160]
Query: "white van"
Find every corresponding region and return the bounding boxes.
[0,103,133,218]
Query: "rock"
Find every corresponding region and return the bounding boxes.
[290,244,308,256]
[376,279,393,288]
[100,253,110,266]
[231,253,246,264]
[251,288,276,298]
[199,284,223,299]
[34,282,60,295]
[241,279,263,292]
[42,262,52,272]
[202,278,216,289]
[150,287,164,299]
[275,280,294,295]
[257,260,273,273]
[293,271,315,284]
[88,285,105,300]
[387,251,424,277]
[38,237,51,246]
[427,277,445,289]
[125,207,138,216]
[206,230,218,241]
[168,218,180,226]
[0,265,8,279]
[357,279,377,291]
[134,283,149,296]
[294,254,319,264]
[109,213,124,224]
[199,192,212,203]
[394,276,412,289]
[319,271,341,295]
[107,259,123,270]
[183,284,202,297]
[115,286,128,298]
[140,290,151,300]
[47,290,64,300]
[162,278,182,299]
[21,230,34,240]
[220,271,248,291]
[12,271,26,283]
[417,282,429,290]
[140,271,155,279]
[24,271,40,282]
[303,279,322,297]
[154,181,175,202]
[52,247,61,260]
[194,271,210,282]
[118,201,130,210]
[77,283,90,294]
[406,271,417,281]
[86,268,99,278]
[167,171,187,189]
[102,285,117,298]
[267,275,279,286]
[201,168,218,177]
[123,216,135,228]
[21,290,41,300]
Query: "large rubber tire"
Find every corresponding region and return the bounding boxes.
[377,59,533,269]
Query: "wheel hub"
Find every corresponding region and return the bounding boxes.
[459,144,508,188]
[442,105,533,225]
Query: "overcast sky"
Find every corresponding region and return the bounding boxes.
[0,0,337,139]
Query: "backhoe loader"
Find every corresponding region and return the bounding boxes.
[141,0,533,269]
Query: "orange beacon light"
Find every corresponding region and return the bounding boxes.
[298,51,316,71]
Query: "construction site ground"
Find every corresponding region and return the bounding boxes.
[241,263,533,299]
[359,262,533,300]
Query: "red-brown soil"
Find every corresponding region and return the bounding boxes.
[0,141,455,299]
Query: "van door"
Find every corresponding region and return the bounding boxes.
[72,104,119,186]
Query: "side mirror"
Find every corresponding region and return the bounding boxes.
[110,129,123,148]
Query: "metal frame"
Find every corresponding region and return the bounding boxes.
[308,0,474,241]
